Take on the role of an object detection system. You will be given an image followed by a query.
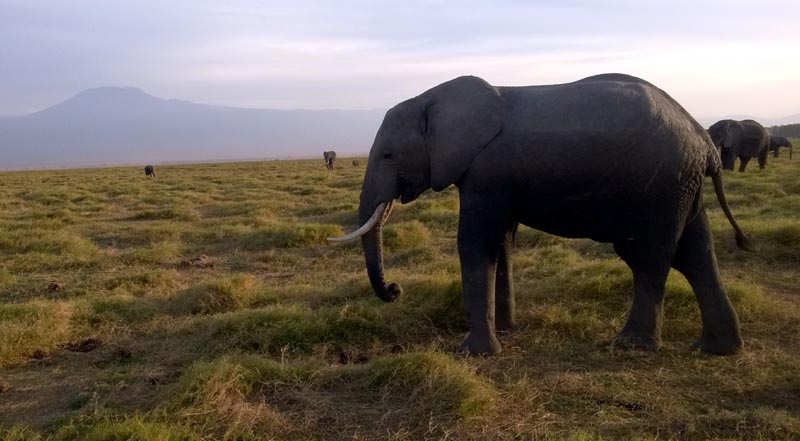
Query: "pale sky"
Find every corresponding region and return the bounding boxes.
[2,0,799,118]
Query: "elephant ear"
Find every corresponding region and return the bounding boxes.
[422,76,505,191]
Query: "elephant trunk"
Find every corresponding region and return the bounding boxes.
[361,217,402,303]
[720,148,735,171]
[327,199,402,302]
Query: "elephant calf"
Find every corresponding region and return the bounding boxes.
[769,136,793,159]
[331,74,751,357]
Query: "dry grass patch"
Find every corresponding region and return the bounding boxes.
[0,268,15,289]
[122,241,183,265]
[0,229,98,259]
[744,217,800,262]
[0,301,73,366]
[104,269,182,297]
[169,355,292,440]
[169,352,494,439]
[128,207,200,222]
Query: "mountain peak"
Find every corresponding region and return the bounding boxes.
[54,86,162,111]
[80,85,151,96]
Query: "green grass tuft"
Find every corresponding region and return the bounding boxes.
[172,275,262,315]
[122,241,183,265]
[239,222,343,249]
[0,268,15,289]
[52,417,198,441]
[383,220,432,251]
[207,302,397,354]
[367,351,496,417]
[0,426,43,441]
[78,295,158,326]
[0,301,73,366]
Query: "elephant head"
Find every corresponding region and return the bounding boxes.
[328,76,505,302]
[708,120,743,170]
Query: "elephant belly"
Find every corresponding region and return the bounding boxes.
[513,178,691,244]
[517,199,632,243]
[504,137,701,243]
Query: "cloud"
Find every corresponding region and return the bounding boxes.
[1,0,799,117]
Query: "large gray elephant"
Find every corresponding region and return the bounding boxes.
[330,74,751,357]
[769,136,793,159]
[144,165,155,178]
[707,119,770,172]
[323,151,337,170]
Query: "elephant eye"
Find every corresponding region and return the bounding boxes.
[383,152,393,160]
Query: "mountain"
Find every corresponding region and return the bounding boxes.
[0,87,386,169]
[696,113,800,129]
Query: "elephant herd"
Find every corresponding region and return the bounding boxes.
[322,151,361,170]
[143,154,360,179]
[329,73,795,357]
[707,119,793,172]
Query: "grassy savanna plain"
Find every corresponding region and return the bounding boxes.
[0,151,799,441]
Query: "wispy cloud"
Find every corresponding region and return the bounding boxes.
[1,0,799,117]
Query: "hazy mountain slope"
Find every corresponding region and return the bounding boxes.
[0,87,385,169]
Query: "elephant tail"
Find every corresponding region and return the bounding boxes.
[710,171,754,251]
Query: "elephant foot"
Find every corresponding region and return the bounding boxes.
[610,331,661,352]
[459,332,502,356]
[495,318,519,332]
[691,330,743,356]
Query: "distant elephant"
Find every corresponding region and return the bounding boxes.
[323,151,337,170]
[769,136,793,159]
[144,165,155,178]
[707,119,770,172]
[352,159,360,166]
[330,74,750,356]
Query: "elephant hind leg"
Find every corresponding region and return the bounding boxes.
[612,233,679,351]
[738,156,751,172]
[671,210,743,355]
[495,223,518,332]
[612,264,670,351]
[758,147,768,169]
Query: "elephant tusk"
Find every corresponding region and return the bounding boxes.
[327,201,392,242]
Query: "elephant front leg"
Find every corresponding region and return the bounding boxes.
[457,211,507,355]
[495,225,518,332]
